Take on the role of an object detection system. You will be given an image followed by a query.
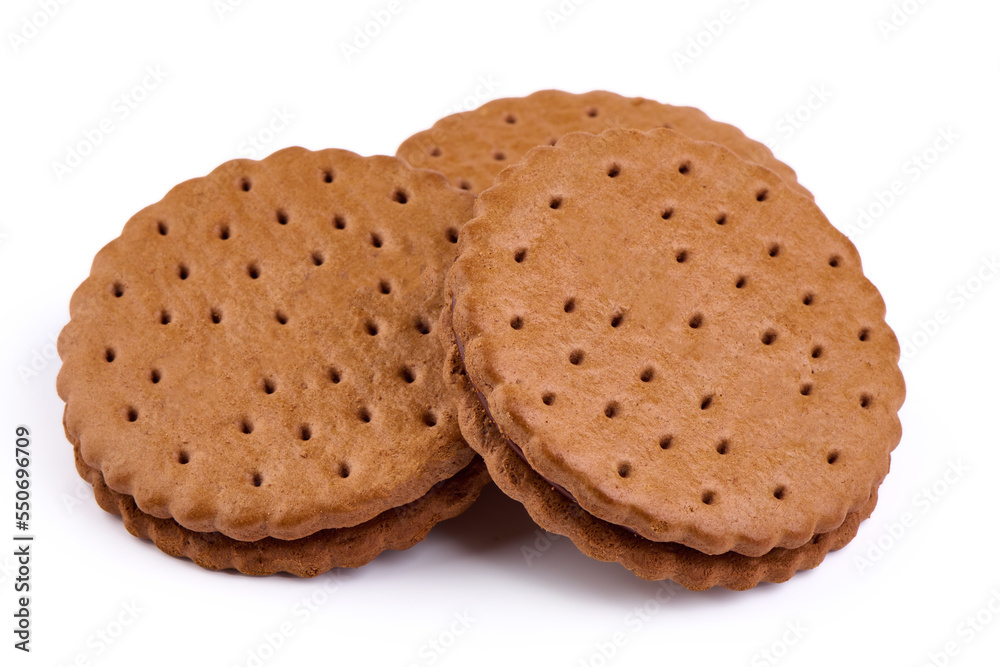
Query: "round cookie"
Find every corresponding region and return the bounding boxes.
[57,146,487,572]
[448,129,905,558]
[397,89,810,198]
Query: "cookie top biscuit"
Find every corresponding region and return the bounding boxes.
[57,147,476,541]
[397,89,809,198]
[449,129,904,557]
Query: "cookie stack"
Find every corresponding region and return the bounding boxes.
[58,91,904,589]
[57,148,490,576]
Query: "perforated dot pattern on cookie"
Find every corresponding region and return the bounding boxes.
[449,129,904,557]
[57,147,476,541]
[397,89,811,199]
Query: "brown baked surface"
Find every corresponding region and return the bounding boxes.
[72,433,489,576]
[449,129,904,557]
[57,147,477,542]
[455,376,876,590]
[397,89,809,198]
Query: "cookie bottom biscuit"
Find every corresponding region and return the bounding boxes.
[457,388,876,590]
[71,438,490,577]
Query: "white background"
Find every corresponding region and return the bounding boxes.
[2,1,999,665]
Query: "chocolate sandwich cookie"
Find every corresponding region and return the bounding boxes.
[446,128,904,585]
[57,147,489,575]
